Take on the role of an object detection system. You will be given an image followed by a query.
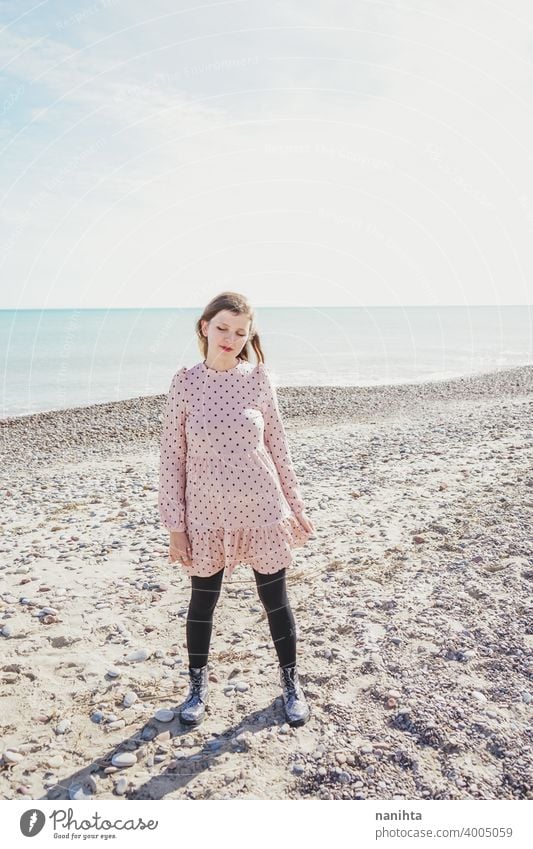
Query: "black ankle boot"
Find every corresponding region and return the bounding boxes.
[279,664,310,727]
[179,664,209,725]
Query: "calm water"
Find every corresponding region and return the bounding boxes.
[1,306,531,418]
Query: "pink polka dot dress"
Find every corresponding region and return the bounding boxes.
[158,358,313,580]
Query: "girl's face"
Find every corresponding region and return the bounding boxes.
[202,309,251,360]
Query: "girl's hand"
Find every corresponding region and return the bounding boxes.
[169,530,192,567]
[294,510,316,534]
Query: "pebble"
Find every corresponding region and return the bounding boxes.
[154,708,174,722]
[3,750,24,764]
[124,648,150,662]
[105,720,126,731]
[233,732,252,750]
[55,719,71,735]
[107,668,121,678]
[111,752,137,768]
[68,778,97,800]
[115,777,129,795]
[141,726,157,741]
[472,691,488,702]
[123,691,138,708]
[462,650,476,660]
[1,625,12,638]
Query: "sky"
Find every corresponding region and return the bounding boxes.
[1,0,532,308]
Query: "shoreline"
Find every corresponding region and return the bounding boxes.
[1,365,531,468]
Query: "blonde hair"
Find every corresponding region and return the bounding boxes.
[195,291,265,364]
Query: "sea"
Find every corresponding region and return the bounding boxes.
[1,306,531,418]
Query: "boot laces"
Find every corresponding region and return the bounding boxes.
[281,666,298,698]
[189,668,205,700]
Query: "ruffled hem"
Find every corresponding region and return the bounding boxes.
[181,514,313,580]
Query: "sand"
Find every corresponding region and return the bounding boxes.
[0,365,531,800]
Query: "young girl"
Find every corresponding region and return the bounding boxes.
[158,292,315,728]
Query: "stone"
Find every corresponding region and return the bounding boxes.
[111,752,137,768]
[154,708,174,722]
[124,649,150,663]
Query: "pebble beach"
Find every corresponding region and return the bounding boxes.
[0,364,532,801]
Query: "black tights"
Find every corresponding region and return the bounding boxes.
[186,567,297,670]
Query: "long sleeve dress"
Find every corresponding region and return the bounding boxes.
[158,358,313,580]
